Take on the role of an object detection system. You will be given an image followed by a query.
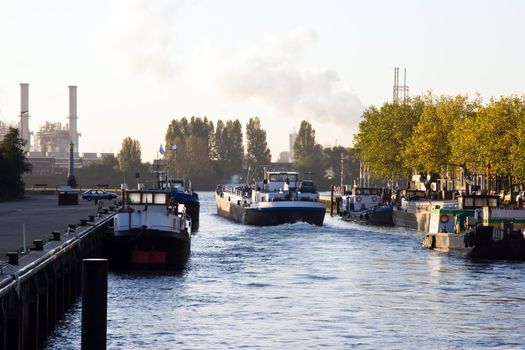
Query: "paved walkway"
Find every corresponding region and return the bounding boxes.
[0,193,115,259]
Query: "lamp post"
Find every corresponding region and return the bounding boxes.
[66,141,77,187]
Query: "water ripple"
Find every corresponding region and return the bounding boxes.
[45,192,525,349]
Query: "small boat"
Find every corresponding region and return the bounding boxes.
[165,179,200,231]
[215,170,325,226]
[423,194,525,260]
[339,187,393,225]
[107,187,191,269]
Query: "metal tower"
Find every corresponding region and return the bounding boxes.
[393,67,409,104]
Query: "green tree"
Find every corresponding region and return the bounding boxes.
[118,137,142,182]
[293,120,323,182]
[0,127,32,200]
[511,100,525,182]
[354,98,423,184]
[246,117,271,179]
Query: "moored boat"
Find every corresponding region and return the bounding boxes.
[107,187,191,269]
[423,194,525,260]
[215,171,325,226]
[339,187,394,225]
[166,179,200,231]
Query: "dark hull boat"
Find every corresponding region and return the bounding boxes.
[339,188,393,226]
[341,205,394,226]
[216,193,325,226]
[107,189,191,270]
[423,205,525,260]
[215,171,325,227]
[170,190,200,231]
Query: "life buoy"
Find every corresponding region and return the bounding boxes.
[371,196,378,202]
[355,196,362,202]
[439,214,449,224]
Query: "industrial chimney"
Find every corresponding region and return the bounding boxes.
[19,83,31,152]
[68,85,79,155]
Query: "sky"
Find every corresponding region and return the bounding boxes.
[1,0,525,162]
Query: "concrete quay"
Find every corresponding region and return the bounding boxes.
[0,193,115,349]
[0,193,114,259]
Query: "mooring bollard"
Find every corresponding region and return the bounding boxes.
[33,239,44,251]
[81,258,108,350]
[52,230,61,241]
[6,252,18,265]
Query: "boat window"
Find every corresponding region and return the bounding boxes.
[154,193,166,204]
[128,193,141,204]
[143,193,153,203]
[268,173,298,182]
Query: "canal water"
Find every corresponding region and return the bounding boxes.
[45,192,525,349]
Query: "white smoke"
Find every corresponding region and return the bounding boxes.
[222,27,364,129]
[99,0,183,81]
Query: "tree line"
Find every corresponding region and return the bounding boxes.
[353,93,525,192]
[111,116,361,189]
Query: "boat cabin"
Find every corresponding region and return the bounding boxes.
[457,194,499,209]
[256,171,300,192]
[252,171,318,202]
[340,187,384,212]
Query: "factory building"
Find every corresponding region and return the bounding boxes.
[4,83,113,172]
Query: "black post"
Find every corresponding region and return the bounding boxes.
[81,258,107,350]
[330,185,334,217]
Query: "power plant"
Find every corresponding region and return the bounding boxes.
[0,83,113,177]
[18,84,81,160]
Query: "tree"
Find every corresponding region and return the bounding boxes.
[0,127,32,200]
[323,146,359,188]
[101,153,119,169]
[223,119,244,175]
[293,120,323,182]
[118,137,142,182]
[245,117,271,179]
[354,98,424,185]
[164,116,214,181]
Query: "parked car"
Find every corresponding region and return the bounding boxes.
[81,189,118,201]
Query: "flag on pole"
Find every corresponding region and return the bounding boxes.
[159,144,165,155]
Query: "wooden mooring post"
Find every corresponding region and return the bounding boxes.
[81,258,108,350]
[330,185,335,217]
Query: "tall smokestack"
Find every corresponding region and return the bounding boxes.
[19,83,31,152]
[68,85,79,154]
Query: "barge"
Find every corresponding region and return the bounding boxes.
[215,171,325,226]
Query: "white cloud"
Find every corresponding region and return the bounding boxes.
[98,0,183,82]
[221,27,364,134]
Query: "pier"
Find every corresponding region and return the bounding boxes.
[0,193,114,349]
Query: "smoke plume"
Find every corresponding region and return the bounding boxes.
[222,27,364,131]
[100,0,182,81]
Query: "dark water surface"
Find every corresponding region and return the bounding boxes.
[45,192,525,349]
